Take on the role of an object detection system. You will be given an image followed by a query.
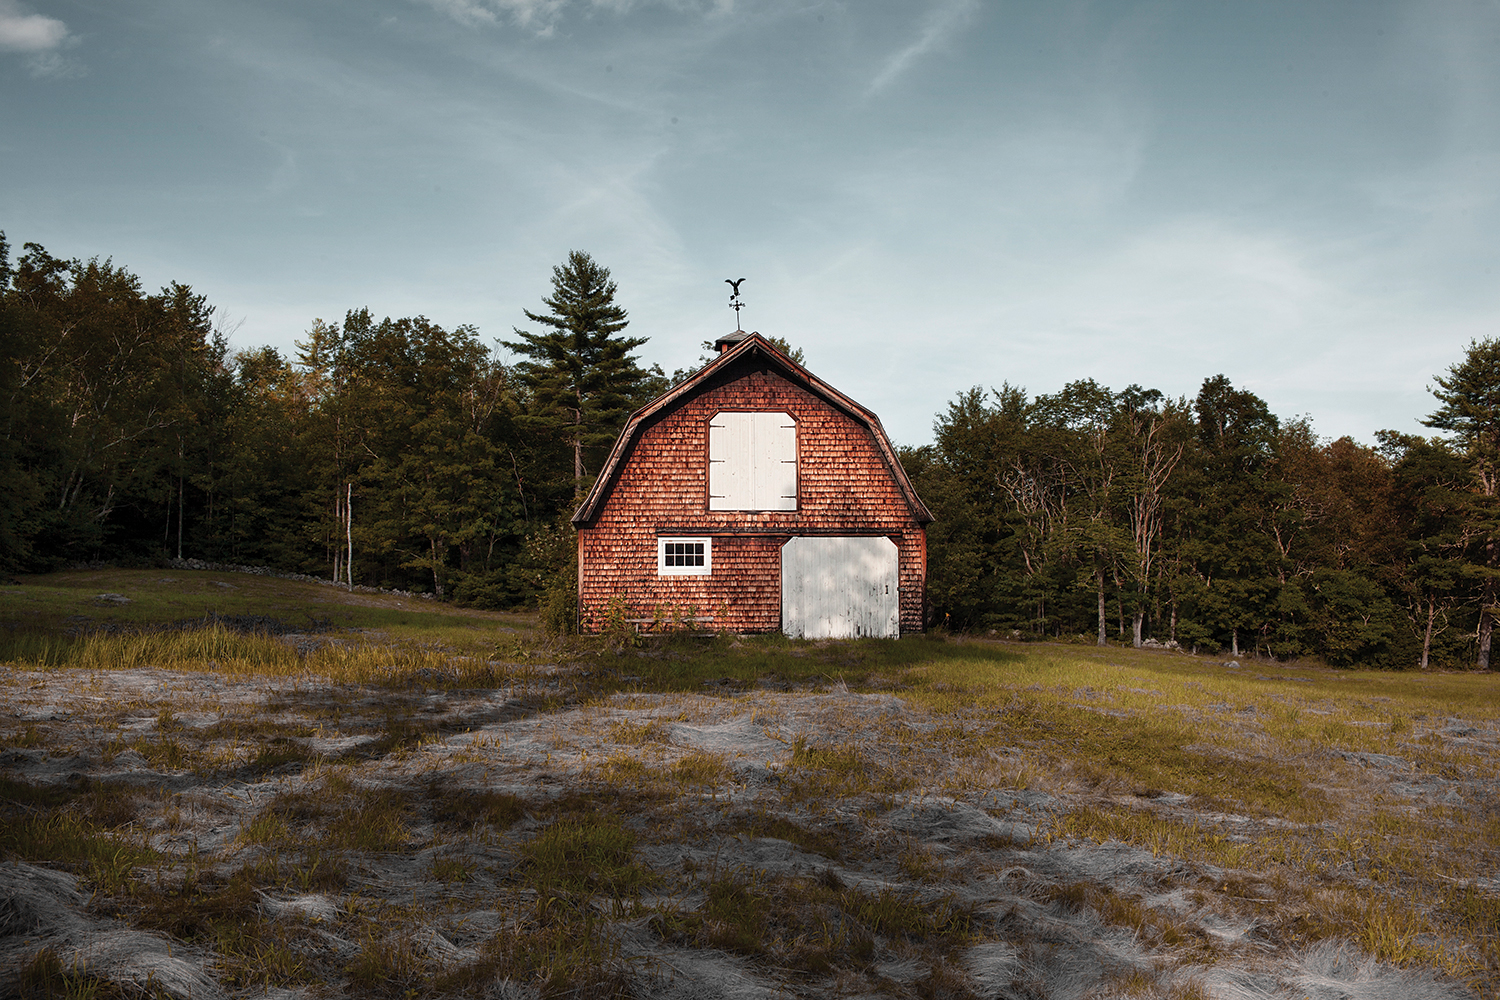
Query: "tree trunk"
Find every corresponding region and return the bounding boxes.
[332,493,343,584]
[431,537,443,598]
[346,483,354,593]
[1421,600,1435,671]
[1096,567,1107,646]
[1132,610,1144,648]
[1231,629,1239,658]
[176,437,184,560]
[573,396,585,485]
[1479,608,1492,671]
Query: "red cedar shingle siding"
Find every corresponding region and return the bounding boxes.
[577,363,928,634]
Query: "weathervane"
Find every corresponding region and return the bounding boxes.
[725,278,746,331]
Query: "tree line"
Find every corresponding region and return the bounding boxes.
[902,358,1500,669]
[3,229,1498,667]
[0,238,661,608]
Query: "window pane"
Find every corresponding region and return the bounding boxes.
[659,539,708,574]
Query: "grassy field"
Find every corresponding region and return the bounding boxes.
[1,568,1495,999]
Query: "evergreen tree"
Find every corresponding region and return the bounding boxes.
[1425,337,1500,668]
[503,251,660,489]
[911,385,1035,632]
[1380,431,1473,669]
[1187,375,1283,657]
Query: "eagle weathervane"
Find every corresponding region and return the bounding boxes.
[725,278,746,331]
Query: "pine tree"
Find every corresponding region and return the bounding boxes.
[1425,337,1500,669]
[503,251,659,489]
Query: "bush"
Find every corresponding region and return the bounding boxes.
[541,579,578,636]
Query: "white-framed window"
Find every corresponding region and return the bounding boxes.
[658,536,712,576]
[708,411,797,511]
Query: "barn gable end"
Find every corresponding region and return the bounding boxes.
[573,334,930,636]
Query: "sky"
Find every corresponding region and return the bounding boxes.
[3,0,1499,449]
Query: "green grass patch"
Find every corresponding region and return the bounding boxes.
[0,811,157,891]
[429,786,527,831]
[609,718,669,745]
[670,749,730,788]
[595,751,654,785]
[428,854,477,884]
[435,897,631,1000]
[0,776,164,890]
[3,723,47,749]
[1055,805,1251,868]
[345,931,428,997]
[324,790,412,851]
[660,868,976,975]
[1,567,532,646]
[726,809,845,860]
[130,859,347,987]
[521,814,651,899]
[238,811,291,846]
[17,946,141,1000]
[783,736,914,801]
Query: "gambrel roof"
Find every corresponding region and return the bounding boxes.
[572,332,934,526]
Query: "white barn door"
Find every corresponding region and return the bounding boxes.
[781,536,900,639]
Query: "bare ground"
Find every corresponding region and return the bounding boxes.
[0,658,1493,999]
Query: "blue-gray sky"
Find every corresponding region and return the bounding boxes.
[4,0,1498,448]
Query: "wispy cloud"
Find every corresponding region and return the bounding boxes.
[867,0,977,95]
[418,0,499,26]
[413,0,569,33]
[413,0,731,35]
[0,0,78,77]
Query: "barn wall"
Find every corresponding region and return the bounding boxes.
[577,368,926,634]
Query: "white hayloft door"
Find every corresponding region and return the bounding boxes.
[781,536,899,639]
[708,411,797,511]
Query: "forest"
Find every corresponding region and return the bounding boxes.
[3,230,1499,669]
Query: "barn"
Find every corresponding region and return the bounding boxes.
[572,331,932,637]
